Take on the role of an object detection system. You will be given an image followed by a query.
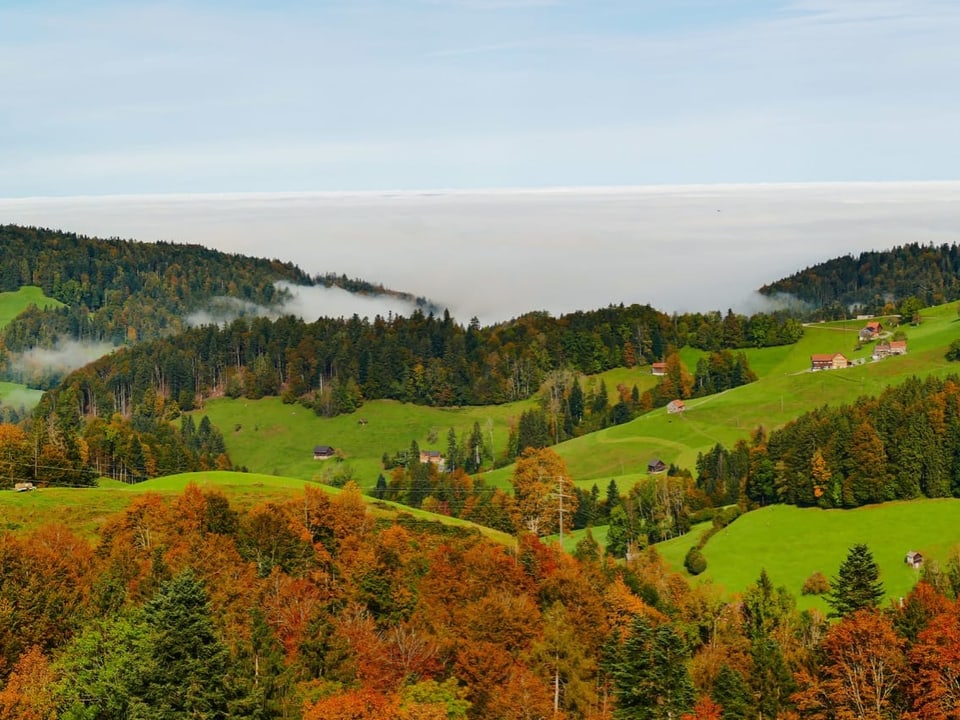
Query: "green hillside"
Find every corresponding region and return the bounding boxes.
[0,286,62,411]
[653,499,960,611]
[490,306,960,490]
[0,470,514,544]
[0,285,63,328]
[193,397,537,489]
[198,304,960,498]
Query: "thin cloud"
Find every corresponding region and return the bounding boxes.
[3,184,959,327]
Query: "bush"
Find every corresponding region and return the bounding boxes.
[684,547,708,575]
[947,338,960,362]
[689,508,716,525]
[713,505,741,529]
[801,571,831,595]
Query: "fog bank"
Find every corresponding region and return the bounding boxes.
[3,183,959,325]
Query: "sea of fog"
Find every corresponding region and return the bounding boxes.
[3,182,960,327]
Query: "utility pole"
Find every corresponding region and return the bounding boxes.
[554,476,571,547]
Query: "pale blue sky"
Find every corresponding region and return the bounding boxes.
[2,0,959,196]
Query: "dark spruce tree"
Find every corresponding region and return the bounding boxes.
[135,571,232,718]
[611,614,695,720]
[826,543,885,617]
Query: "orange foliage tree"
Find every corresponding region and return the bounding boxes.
[793,609,905,719]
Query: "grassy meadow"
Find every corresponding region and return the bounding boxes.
[653,499,960,611]
[193,396,537,490]
[196,303,960,499]
[0,286,63,411]
[0,285,63,328]
[0,471,514,544]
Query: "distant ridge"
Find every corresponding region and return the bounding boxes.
[760,242,960,316]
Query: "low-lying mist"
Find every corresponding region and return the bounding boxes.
[3,182,960,326]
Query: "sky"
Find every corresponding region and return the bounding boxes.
[2,0,960,195]
[2,2,960,326]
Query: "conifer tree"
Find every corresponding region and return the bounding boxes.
[136,570,231,718]
[827,543,884,618]
[611,615,694,720]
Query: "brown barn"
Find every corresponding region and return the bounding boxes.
[810,353,849,371]
[313,445,336,460]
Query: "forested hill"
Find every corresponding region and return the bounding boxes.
[759,242,960,316]
[0,225,430,352]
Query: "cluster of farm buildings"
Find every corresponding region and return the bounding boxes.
[810,320,907,371]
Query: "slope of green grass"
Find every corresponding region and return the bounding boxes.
[201,304,960,498]
[0,381,43,410]
[0,286,63,329]
[193,397,536,490]
[655,499,960,611]
[527,308,960,486]
[0,286,63,411]
[0,470,513,544]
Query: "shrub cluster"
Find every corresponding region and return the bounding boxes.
[684,547,708,575]
[801,571,831,595]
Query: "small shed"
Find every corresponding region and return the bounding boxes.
[647,458,667,474]
[313,445,336,460]
[13,482,35,492]
[905,551,924,569]
[666,399,686,414]
[651,362,668,376]
[859,321,883,341]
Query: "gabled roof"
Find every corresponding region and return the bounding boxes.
[889,340,907,350]
[864,321,882,331]
[313,445,335,453]
[810,353,846,362]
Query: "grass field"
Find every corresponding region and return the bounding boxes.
[651,499,960,611]
[0,471,514,544]
[0,286,63,411]
[192,397,537,491]
[0,381,43,410]
[0,285,63,329]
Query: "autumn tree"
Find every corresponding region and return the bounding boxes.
[906,601,960,719]
[529,601,597,717]
[0,645,58,720]
[510,447,578,537]
[793,610,905,720]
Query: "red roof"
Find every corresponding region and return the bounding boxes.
[890,340,907,350]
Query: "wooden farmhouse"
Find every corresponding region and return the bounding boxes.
[810,353,849,371]
[647,458,667,474]
[313,445,336,460]
[873,340,907,359]
[651,362,667,376]
[666,399,686,414]
[905,551,924,569]
[419,450,443,465]
[859,321,883,342]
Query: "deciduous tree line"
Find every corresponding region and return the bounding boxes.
[3,486,960,719]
